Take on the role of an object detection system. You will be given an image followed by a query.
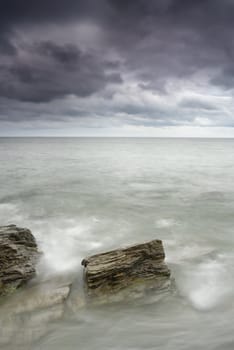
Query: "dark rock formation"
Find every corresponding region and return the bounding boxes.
[82,239,171,303]
[0,224,39,295]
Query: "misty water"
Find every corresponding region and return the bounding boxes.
[1,137,234,350]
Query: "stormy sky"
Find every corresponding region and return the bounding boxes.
[1,0,234,136]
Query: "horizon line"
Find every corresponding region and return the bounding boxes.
[1,136,234,139]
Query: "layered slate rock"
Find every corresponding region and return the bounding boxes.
[82,239,171,303]
[0,224,39,295]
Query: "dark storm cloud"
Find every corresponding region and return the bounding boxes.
[0,0,99,25]
[0,0,120,102]
[0,40,122,102]
[1,0,234,129]
[103,0,234,91]
[0,30,16,55]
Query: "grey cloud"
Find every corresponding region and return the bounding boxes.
[102,0,234,91]
[36,42,83,66]
[0,41,122,102]
[179,98,220,111]
[1,0,234,129]
[211,67,234,90]
[2,0,234,96]
[0,1,101,26]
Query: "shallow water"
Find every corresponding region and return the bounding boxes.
[1,137,234,349]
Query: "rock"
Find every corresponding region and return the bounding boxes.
[0,224,39,296]
[0,303,65,348]
[2,280,71,315]
[82,239,172,303]
[0,278,72,348]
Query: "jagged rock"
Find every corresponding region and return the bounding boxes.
[0,224,39,295]
[82,239,172,303]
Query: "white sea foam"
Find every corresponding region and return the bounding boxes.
[155,218,177,228]
[177,257,234,310]
[33,218,101,278]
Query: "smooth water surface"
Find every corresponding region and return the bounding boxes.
[0,137,234,349]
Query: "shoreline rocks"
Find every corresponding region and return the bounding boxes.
[0,278,72,348]
[0,224,39,296]
[0,225,173,346]
[82,239,172,304]
[0,224,173,304]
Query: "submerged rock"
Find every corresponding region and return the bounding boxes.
[0,279,72,348]
[4,279,71,314]
[82,239,172,303]
[0,224,39,296]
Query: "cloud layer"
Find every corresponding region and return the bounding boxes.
[1,0,234,135]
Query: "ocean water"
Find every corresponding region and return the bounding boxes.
[1,137,234,349]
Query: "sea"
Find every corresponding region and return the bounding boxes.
[0,137,234,350]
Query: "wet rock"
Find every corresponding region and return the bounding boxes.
[0,278,72,348]
[82,239,172,303]
[3,280,71,314]
[0,224,39,296]
[0,304,65,349]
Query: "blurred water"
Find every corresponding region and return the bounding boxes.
[1,137,234,349]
